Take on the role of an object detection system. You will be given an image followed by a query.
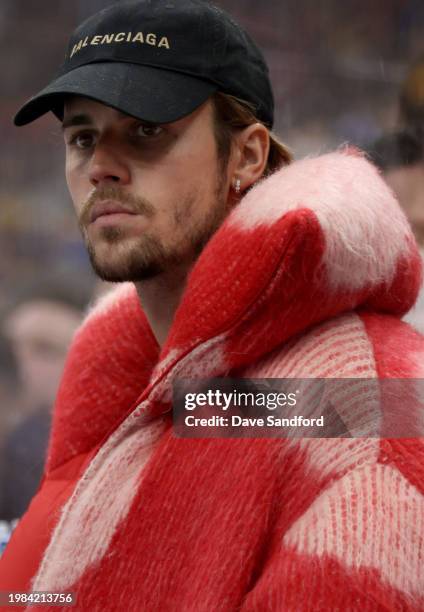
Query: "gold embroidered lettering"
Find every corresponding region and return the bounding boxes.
[158,36,170,49]
[133,32,144,43]
[101,34,114,44]
[70,31,171,55]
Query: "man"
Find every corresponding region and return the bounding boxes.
[370,57,424,332]
[0,298,81,521]
[1,1,424,610]
[380,135,424,333]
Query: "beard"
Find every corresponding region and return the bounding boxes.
[78,178,230,283]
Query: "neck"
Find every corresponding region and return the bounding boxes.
[135,261,193,347]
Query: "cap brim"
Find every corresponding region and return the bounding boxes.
[14,62,217,126]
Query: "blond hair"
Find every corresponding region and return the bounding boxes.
[212,92,292,177]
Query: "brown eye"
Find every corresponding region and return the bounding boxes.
[69,132,95,149]
[135,123,163,138]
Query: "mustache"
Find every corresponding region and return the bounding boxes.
[79,185,155,227]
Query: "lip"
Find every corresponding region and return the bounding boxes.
[90,200,138,224]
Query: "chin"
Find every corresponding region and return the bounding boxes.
[86,236,168,282]
[92,264,164,283]
[84,217,218,282]
[89,252,165,282]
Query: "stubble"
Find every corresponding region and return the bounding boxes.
[78,177,230,282]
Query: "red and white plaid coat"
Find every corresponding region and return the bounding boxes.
[2,149,424,611]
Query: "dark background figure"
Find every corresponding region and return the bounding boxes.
[0,297,82,521]
[369,57,424,331]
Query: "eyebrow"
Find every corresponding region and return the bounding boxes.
[61,114,94,131]
[61,111,151,132]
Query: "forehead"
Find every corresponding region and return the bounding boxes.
[63,96,128,122]
[62,95,215,128]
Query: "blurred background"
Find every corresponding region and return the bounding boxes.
[1,0,424,531]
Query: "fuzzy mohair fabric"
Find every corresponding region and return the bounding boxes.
[1,149,424,611]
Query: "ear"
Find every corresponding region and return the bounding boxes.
[231,123,270,193]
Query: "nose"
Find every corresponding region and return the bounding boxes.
[88,140,130,187]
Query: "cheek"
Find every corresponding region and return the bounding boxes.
[187,133,218,172]
[166,144,220,200]
[65,157,87,216]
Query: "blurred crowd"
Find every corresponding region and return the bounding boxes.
[0,0,423,545]
[0,298,81,517]
[369,57,424,331]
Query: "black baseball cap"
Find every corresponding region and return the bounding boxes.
[14,0,274,128]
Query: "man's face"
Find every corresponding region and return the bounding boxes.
[63,97,232,281]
